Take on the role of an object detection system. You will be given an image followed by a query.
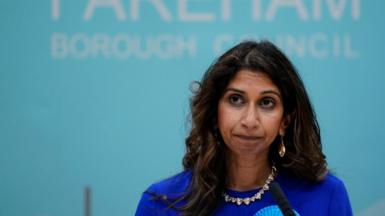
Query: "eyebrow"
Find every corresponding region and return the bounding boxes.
[225,87,281,97]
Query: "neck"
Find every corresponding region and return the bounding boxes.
[226,152,271,191]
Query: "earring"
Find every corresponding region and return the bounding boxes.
[278,137,286,157]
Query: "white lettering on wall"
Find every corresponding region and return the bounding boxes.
[92,34,111,57]
[313,0,360,20]
[286,35,306,57]
[332,34,341,56]
[313,0,322,20]
[212,33,359,60]
[175,36,197,58]
[352,0,360,19]
[328,0,348,20]
[221,0,231,21]
[308,32,328,58]
[111,34,131,58]
[51,33,197,59]
[252,0,262,21]
[130,0,172,21]
[266,0,308,21]
[343,35,359,58]
[52,0,60,20]
[52,0,361,22]
[178,0,214,22]
[84,0,126,21]
[52,32,359,60]
[70,33,90,59]
[51,33,67,58]
[328,0,360,20]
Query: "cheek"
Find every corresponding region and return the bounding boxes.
[217,104,238,134]
[262,114,284,134]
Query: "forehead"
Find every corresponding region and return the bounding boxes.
[226,69,280,93]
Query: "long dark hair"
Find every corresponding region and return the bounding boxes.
[177,40,327,215]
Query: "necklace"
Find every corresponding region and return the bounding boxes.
[222,165,277,206]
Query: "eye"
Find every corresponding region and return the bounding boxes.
[259,97,275,109]
[228,94,244,106]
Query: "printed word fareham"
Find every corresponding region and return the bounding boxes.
[52,0,360,22]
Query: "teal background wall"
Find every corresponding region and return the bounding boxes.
[1,0,384,215]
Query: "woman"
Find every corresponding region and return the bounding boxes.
[135,41,352,216]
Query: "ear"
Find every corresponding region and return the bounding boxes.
[279,114,291,136]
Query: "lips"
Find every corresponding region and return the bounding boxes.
[233,134,261,141]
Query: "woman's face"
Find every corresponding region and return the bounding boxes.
[217,69,288,158]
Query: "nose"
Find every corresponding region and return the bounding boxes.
[240,105,259,129]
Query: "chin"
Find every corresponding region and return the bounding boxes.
[230,145,260,156]
[227,142,269,157]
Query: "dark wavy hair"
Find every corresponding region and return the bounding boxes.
[175,40,327,215]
